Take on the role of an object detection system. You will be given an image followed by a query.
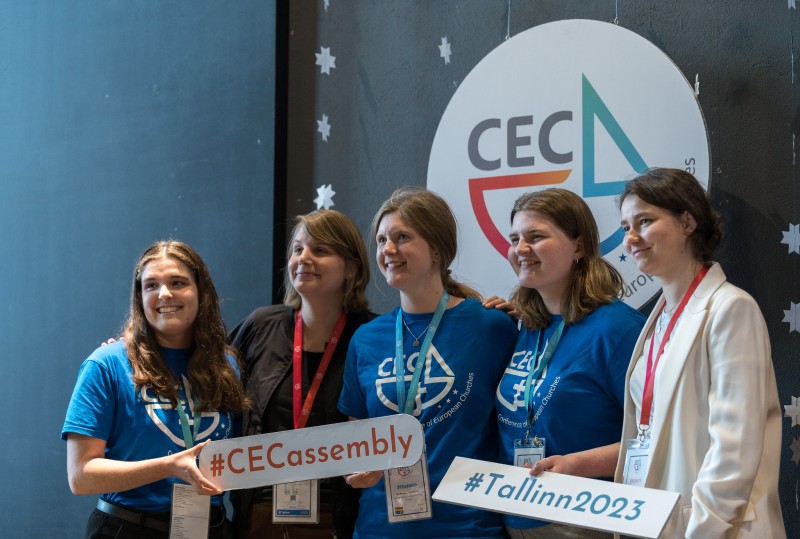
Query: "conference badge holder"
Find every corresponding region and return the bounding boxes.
[170,482,210,539]
[272,479,320,523]
[513,436,546,468]
[384,449,432,523]
[622,436,650,487]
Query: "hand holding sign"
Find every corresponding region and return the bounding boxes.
[433,457,679,539]
[199,415,424,491]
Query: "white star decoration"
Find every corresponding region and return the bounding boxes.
[791,437,800,465]
[317,114,331,142]
[784,302,800,333]
[786,396,800,427]
[791,0,797,9]
[439,37,452,65]
[781,223,800,254]
[323,0,330,12]
[314,184,336,210]
[315,47,336,75]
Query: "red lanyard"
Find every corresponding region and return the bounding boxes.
[639,266,709,430]
[292,310,347,429]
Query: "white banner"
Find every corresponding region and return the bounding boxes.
[428,19,710,309]
[199,415,424,491]
[433,457,678,539]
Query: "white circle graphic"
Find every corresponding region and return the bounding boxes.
[427,20,710,309]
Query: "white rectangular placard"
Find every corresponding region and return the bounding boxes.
[199,415,424,491]
[432,457,678,539]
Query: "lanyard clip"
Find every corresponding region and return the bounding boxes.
[637,424,650,443]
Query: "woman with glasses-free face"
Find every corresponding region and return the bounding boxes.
[613,169,785,539]
[507,209,582,313]
[338,187,519,539]
[229,210,375,539]
[288,225,350,313]
[494,189,645,539]
[375,211,442,308]
[140,256,200,350]
[620,195,699,285]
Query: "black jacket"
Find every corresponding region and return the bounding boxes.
[228,305,376,537]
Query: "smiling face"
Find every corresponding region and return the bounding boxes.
[375,211,439,295]
[140,256,199,349]
[508,209,582,310]
[288,225,348,305]
[620,194,697,280]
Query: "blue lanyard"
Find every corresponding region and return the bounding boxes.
[175,395,202,449]
[394,292,450,415]
[523,319,565,437]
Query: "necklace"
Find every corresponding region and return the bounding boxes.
[402,317,431,346]
[655,306,675,337]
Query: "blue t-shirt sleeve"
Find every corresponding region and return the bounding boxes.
[338,331,368,419]
[488,309,521,376]
[61,355,117,441]
[604,308,645,408]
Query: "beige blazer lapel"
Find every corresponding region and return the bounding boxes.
[643,264,727,484]
[645,308,704,470]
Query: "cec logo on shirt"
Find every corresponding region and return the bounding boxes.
[376,346,456,415]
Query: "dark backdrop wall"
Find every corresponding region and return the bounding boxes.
[0,2,276,536]
[285,2,799,537]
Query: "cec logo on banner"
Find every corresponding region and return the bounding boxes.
[427,19,710,309]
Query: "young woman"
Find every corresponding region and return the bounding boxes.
[229,209,375,539]
[494,189,645,539]
[616,168,785,538]
[63,240,249,538]
[338,187,519,538]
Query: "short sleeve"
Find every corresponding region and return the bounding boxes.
[61,357,117,441]
[337,331,368,419]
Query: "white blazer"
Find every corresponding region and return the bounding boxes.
[614,264,785,538]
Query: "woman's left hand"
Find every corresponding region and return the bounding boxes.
[173,440,223,496]
[528,454,578,476]
[344,470,383,489]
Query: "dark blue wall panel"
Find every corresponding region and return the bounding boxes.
[0,2,276,535]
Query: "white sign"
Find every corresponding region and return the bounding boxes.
[199,415,424,491]
[433,457,679,539]
[428,19,710,309]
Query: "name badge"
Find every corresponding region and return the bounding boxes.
[272,479,320,523]
[513,437,546,468]
[170,483,210,539]
[384,449,432,523]
[622,437,651,487]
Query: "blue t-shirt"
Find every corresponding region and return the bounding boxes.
[495,300,644,529]
[61,340,238,511]
[338,298,519,539]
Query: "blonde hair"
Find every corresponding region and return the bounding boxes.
[370,186,481,301]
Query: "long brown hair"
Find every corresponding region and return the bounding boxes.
[283,209,371,313]
[509,189,624,329]
[123,241,249,412]
[370,186,481,301]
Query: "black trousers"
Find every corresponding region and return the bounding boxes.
[86,506,235,539]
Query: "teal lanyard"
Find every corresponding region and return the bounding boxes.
[175,395,202,449]
[394,292,450,415]
[523,319,565,438]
